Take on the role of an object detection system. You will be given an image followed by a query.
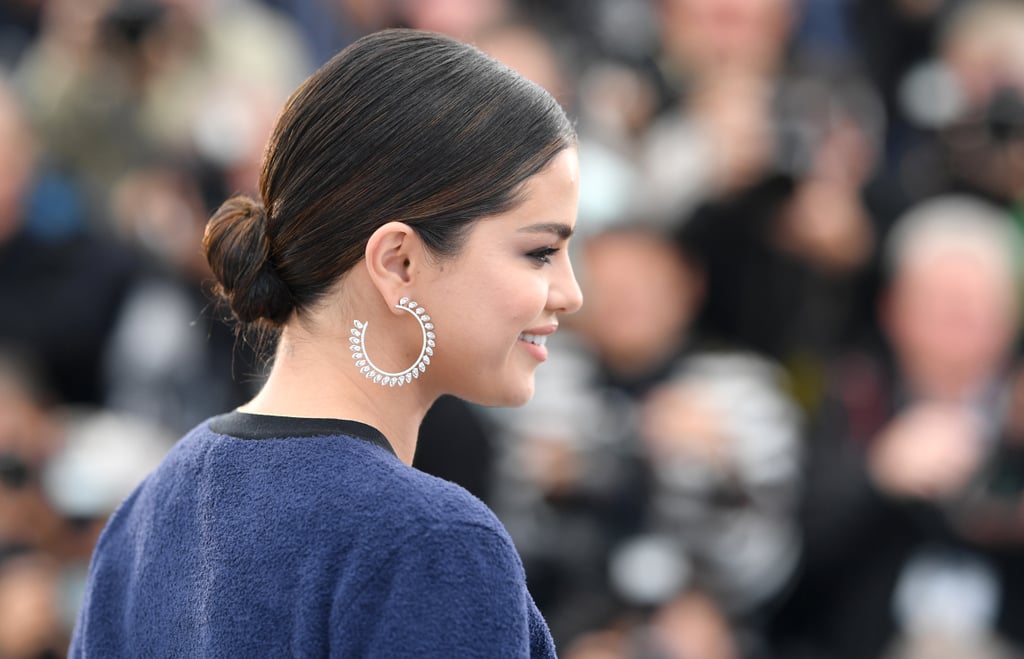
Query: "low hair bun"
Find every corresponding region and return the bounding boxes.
[203,195,294,326]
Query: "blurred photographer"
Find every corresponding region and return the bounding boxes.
[895,0,1024,209]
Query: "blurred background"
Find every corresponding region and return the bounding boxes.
[4,0,1024,657]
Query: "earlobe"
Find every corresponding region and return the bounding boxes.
[363,221,420,307]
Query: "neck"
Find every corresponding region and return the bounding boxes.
[899,359,996,405]
[239,324,436,465]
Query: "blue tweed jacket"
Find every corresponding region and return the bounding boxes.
[69,411,554,658]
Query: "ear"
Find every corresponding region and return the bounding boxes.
[363,222,424,310]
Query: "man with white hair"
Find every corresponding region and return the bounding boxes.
[771,194,1024,659]
[880,195,1021,409]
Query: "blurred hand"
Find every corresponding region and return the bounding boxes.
[0,558,61,659]
[868,403,983,500]
[691,74,775,195]
[641,384,730,469]
[564,628,630,659]
[520,436,582,495]
[775,178,874,273]
[650,591,739,659]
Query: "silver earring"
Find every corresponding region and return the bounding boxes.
[350,297,435,387]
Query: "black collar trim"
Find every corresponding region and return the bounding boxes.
[208,411,396,457]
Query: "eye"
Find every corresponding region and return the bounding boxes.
[527,246,560,265]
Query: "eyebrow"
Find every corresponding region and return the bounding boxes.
[517,222,575,240]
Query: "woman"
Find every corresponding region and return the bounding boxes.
[69,29,582,657]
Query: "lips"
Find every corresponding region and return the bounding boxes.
[518,332,548,347]
[517,326,556,363]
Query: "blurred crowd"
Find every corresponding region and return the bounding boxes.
[3,0,1024,657]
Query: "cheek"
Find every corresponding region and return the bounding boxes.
[475,291,539,351]
[451,278,545,361]
[431,254,550,351]
[474,265,547,316]
[497,276,549,328]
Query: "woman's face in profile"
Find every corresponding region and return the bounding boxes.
[419,148,583,407]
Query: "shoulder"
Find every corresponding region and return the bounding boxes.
[335,476,534,656]
[196,412,511,533]
[349,455,525,588]
[335,518,537,658]
[378,459,511,541]
[136,416,514,551]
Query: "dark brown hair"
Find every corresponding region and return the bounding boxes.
[203,29,576,328]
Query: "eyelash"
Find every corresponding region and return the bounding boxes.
[527,247,560,265]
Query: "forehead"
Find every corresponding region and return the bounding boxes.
[473,148,580,232]
[520,148,579,201]
[900,250,1010,285]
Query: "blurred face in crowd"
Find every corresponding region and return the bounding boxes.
[577,230,702,375]
[399,0,509,40]
[0,557,63,659]
[476,24,567,106]
[659,0,794,76]
[885,244,1020,395]
[941,2,1024,112]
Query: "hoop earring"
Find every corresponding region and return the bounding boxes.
[350,297,435,387]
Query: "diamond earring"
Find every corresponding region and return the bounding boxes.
[350,297,435,387]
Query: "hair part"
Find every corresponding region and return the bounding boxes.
[203,29,576,331]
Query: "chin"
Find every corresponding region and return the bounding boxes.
[463,378,536,408]
[503,384,536,408]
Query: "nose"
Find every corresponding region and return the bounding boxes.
[551,260,584,314]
